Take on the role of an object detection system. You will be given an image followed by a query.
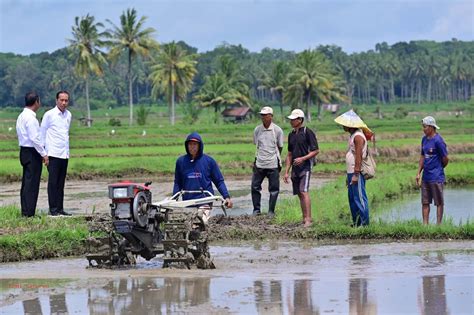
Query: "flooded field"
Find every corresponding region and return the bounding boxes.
[375,187,474,225]
[1,241,473,314]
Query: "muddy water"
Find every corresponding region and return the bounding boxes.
[1,241,472,314]
[0,176,334,216]
[375,187,474,225]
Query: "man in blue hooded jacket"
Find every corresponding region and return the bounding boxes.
[173,132,233,211]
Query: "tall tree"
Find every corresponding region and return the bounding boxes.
[285,50,341,121]
[149,42,197,125]
[194,73,249,123]
[260,61,289,115]
[68,14,108,127]
[107,8,159,125]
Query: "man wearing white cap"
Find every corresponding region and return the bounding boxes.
[416,116,449,225]
[284,109,319,227]
[252,106,284,216]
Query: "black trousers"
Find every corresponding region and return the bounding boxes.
[20,147,43,217]
[251,167,280,214]
[47,157,68,214]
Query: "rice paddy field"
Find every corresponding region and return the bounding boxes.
[0,103,472,262]
[0,103,473,181]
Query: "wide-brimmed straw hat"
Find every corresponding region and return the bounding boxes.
[334,109,374,139]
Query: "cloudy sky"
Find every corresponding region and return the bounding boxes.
[1,0,472,55]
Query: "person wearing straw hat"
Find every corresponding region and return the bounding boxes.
[284,109,319,227]
[252,106,284,217]
[416,116,449,225]
[334,110,372,227]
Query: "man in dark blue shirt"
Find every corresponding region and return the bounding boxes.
[416,116,449,225]
[173,132,233,208]
[284,109,319,227]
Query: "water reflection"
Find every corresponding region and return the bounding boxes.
[254,279,319,314]
[88,277,211,314]
[293,280,319,315]
[22,298,42,315]
[349,255,377,315]
[254,280,283,314]
[418,253,449,315]
[50,293,68,314]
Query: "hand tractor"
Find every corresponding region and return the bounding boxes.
[85,181,228,269]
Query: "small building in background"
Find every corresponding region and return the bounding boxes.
[322,104,340,114]
[221,106,253,123]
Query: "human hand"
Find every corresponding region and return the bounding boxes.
[293,157,304,166]
[416,174,421,186]
[284,172,290,184]
[350,174,359,185]
[43,155,49,166]
[224,198,233,209]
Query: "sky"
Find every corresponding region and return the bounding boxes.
[0,0,473,55]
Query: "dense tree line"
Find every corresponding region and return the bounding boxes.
[0,8,472,124]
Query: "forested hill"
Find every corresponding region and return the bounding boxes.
[1,39,472,109]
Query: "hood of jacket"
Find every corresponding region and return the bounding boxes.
[185,132,204,159]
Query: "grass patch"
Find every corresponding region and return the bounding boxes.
[0,205,89,262]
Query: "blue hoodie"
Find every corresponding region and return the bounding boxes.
[173,132,230,200]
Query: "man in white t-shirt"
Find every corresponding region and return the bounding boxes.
[251,106,284,216]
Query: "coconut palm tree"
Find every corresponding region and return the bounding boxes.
[149,42,197,125]
[68,14,108,127]
[285,50,341,121]
[194,73,249,123]
[260,61,289,115]
[107,8,159,125]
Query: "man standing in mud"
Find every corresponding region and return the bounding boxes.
[173,132,233,223]
[251,106,284,217]
[284,109,319,227]
[41,90,72,216]
[16,91,49,217]
[416,116,449,225]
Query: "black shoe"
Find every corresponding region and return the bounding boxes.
[49,210,72,216]
[252,210,261,216]
[58,210,72,216]
[267,211,275,218]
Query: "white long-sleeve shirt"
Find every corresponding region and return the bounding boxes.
[16,107,47,157]
[40,106,72,159]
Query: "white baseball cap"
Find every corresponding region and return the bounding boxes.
[259,106,273,115]
[287,109,305,120]
[422,116,440,129]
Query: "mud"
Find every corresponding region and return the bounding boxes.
[0,241,472,314]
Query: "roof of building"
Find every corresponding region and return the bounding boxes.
[221,106,252,117]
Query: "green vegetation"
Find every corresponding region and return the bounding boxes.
[0,102,473,180]
[0,205,90,262]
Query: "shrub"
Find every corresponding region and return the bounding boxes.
[394,106,408,119]
[108,118,121,126]
[182,102,201,125]
[136,105,150,126]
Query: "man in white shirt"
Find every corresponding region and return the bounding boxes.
[252,106,284,216]
[16,92,49,217]
[41,90,72,216]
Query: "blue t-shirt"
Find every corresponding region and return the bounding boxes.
[421,133,448,183]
